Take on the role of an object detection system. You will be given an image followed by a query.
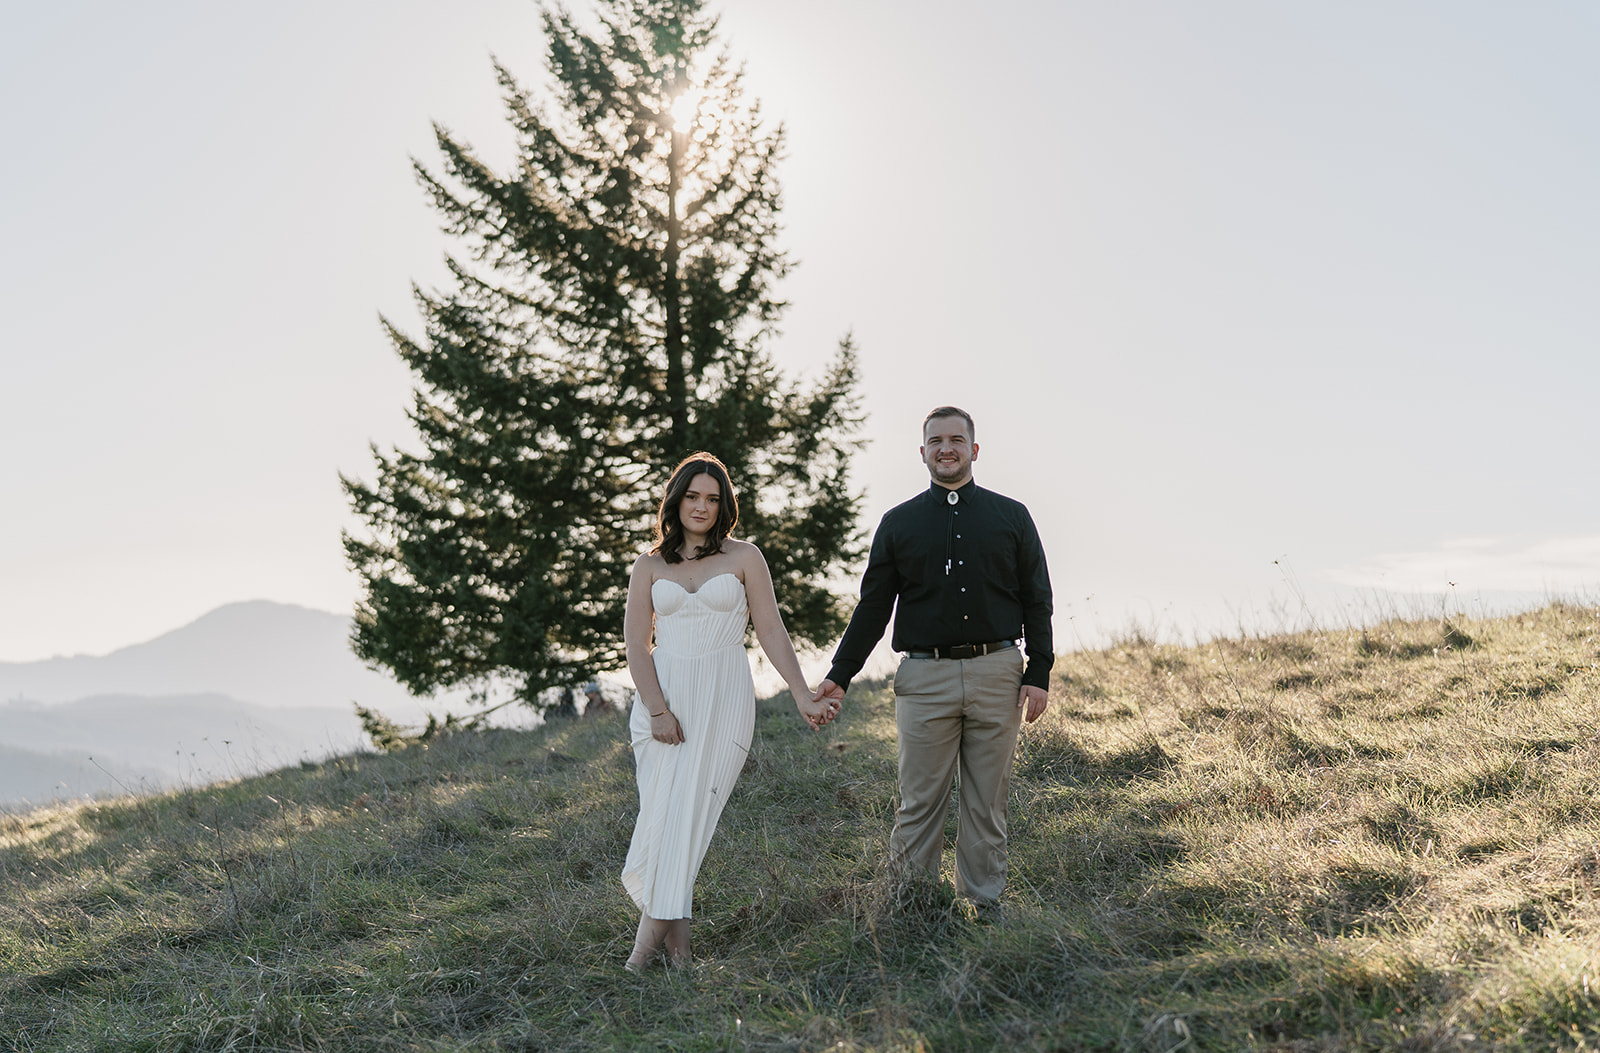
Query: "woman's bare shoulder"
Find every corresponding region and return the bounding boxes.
[721,539,772,580]
[722,538,766,563]
[632,551,668,578]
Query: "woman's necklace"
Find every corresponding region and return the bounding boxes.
[679,547,704,590]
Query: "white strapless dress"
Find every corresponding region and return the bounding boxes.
[621,572,755,920]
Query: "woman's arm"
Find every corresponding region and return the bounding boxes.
[738,543,834,728]
[625,555,683,744]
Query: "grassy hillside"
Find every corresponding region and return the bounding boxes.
[5,604,1600,1051]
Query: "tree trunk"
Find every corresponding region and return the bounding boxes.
[663,126,688,456]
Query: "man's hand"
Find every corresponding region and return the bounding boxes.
[814,679,846,709]
[1017,685,1048,724]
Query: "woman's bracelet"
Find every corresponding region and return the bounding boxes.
[649,708,668,718]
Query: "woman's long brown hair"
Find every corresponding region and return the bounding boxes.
[651,452,739,563]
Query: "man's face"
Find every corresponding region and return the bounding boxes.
[921,416,977,488]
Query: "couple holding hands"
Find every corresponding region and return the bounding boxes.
[620,406,1054,970]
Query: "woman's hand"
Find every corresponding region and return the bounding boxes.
[650,709,684,745]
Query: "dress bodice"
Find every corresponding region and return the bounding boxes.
[651,572,748,656]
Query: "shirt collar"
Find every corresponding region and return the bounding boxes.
[928,479,978,503]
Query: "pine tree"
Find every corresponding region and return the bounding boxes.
[342,0,865,708]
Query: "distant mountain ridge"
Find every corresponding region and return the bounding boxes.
[0,601,531,809]
[0,741,168,808]
[0,601,420,711]
[0,693,369,810]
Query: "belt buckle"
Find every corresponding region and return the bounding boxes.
[950,643,977,659]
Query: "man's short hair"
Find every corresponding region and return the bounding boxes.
[923,405,975,440]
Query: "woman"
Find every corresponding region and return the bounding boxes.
[620,452,838,969]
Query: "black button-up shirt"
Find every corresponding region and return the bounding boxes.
[826,479,1054,691]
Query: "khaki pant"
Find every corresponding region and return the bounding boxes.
[890,646,1025,903]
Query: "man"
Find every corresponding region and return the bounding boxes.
[816,406,1052,909]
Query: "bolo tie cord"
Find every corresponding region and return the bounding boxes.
[944,490,958,575]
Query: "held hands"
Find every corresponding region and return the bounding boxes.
[649,709,684,745]
[1017,685,1049,724]
[796,679,843,730]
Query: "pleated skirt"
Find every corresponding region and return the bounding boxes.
[621,642,755,919]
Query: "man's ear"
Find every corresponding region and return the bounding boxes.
[970,442,979,462]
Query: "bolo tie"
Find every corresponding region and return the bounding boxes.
[944,489,958,575]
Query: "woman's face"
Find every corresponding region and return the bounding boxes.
[677,472,722,537]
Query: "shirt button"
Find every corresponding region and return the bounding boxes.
[964,615,970,620]
[961,588,966,592]
[958,561,964,566]
[956,534,961,539]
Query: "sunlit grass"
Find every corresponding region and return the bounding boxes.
[4,604,1600,1049]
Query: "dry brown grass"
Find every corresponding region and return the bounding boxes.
[4,604,1600,1050]
[1010,602,1600,1049]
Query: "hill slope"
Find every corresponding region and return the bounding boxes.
[4,604,1600,1050]
[0,742,169,805]
[0,694,370,809]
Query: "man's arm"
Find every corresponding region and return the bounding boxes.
[1016,505,1054,691]
[819,519,900,697]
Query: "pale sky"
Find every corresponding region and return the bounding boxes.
[4,1,1598,665]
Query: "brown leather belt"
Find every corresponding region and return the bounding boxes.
[905,640,1016,660]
